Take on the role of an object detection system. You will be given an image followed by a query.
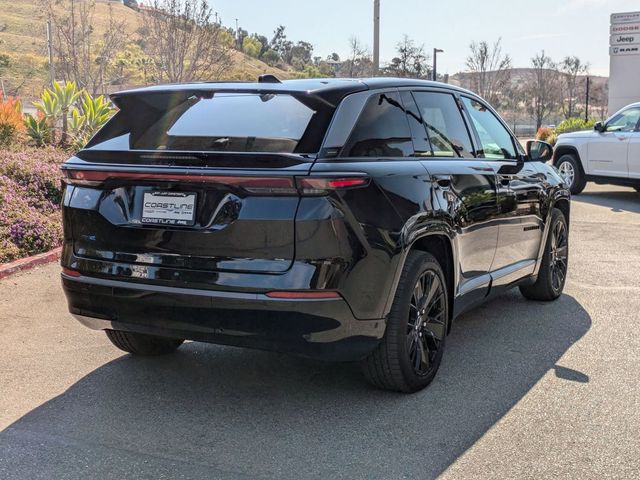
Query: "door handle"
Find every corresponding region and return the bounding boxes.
[433,175,452,189]
[499,175,511,186]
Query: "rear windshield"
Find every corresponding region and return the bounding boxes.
[88,92,331,154]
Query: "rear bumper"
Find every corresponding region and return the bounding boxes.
[62,274,385,361]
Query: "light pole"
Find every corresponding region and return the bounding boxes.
[432,48,443,81]
[373,0,380,75]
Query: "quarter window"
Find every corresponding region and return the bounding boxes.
[462,97,517,160]
[412,92,474,157]
[606,107,640,132]
[342,92,414,158]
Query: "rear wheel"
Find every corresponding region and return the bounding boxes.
[105,329,184,356]
[361,251,448,393]
[556,154,586,195]
[520,208,568,301]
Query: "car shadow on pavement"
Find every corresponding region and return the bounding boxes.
[0,290,590,480]
[573,190,640,214]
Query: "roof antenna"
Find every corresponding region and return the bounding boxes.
[258,74,282,84]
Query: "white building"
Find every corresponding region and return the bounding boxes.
[608,11,640,114]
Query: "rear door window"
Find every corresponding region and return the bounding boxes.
[341,91,414,158]
[411,91,475,158]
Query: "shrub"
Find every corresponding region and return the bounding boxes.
[32,81,116,149]
[0,94,24,146]
[556,118,596,135]
[0,148,65,209]
[68,92,116,150]
[536,127,553,142]
[24,113,52,147]
[0,147,66,262]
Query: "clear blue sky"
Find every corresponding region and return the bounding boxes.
[211,0,640,76]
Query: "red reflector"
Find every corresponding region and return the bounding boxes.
[62,268,81,277]
[265,291,341,299]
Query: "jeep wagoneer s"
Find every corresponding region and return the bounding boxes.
[61,77,570,392]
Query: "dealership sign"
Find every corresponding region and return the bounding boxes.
[611,46,640,56]
[611,12,640,24]
[609,12,640,114]
[611,23,640,34]
[610,34,640,45]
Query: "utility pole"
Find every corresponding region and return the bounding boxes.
[432,48,443,81]
[373,0,380,75]
[235,18,240,49]
[46,19,55,84]
[585,76,590,122]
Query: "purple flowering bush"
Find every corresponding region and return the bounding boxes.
[0,148,67,263]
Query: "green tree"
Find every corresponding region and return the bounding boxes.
[242,37,262,58]
[386,35,429,78]
[559,56,589,120]
[262,49,280,67]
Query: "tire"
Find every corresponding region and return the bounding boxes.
[520,208,568,301]
[556,154,586,195]
[105,329,184,356]
[361,251,448,393]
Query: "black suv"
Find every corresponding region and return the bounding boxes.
[61,77,569,392]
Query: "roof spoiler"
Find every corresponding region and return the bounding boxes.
[258,74,282,84]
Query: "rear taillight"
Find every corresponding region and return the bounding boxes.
[64,170,298,194]
[63,169,369,196]
[295,177,370,195]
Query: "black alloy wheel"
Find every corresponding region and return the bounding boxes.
[549,217,569,295]
[361,251,449,393]
[520,208,569,301]
[407,269,447,376]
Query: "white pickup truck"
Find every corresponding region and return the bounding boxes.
[553,102,640,194]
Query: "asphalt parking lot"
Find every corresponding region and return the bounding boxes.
[0,183,639,479]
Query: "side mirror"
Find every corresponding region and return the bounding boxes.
[594,121,605,132]
[526,140,553,162]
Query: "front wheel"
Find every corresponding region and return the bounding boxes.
[556,154,586,195]
[520,208,569,301]
[105,329,184,356]
[361,251,448,393]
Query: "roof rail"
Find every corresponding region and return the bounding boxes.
[258,74,282,84]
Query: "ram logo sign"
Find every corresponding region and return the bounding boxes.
[611,46,640,56]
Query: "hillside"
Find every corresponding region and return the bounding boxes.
[0,0,291,100]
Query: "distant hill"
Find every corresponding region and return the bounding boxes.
[0,0,291,100]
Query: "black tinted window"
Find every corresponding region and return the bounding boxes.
[89,93,328,154]
[412,92,474,157]
[400,91,432,157]
[342,92,414,157]
[462,97,517,159]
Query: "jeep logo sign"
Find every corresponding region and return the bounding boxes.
[610,34,640,45]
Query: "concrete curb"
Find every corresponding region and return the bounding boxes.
[0,247,62,280]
